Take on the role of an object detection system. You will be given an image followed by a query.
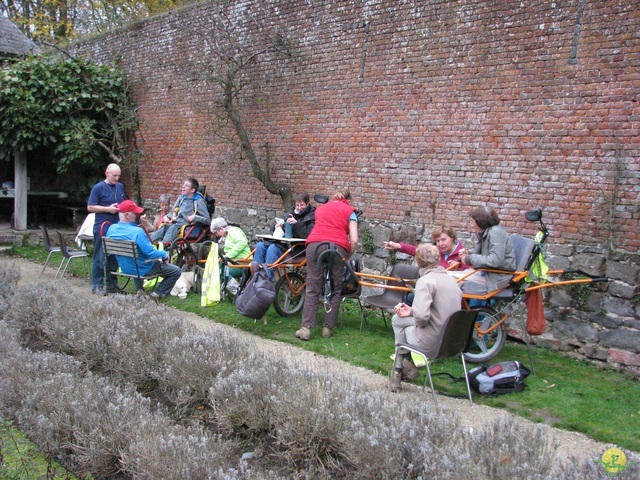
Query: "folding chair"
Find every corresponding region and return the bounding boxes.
[39,225,62,276]
[363,263,419,331]
[396,309,479,406]
[54,230,89,280]
[102,237,163,295]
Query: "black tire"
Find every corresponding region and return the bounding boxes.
[274,272,305,317]
[463,306,506,363]
[170,239,197,272]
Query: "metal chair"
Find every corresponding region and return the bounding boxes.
[54,230,89,280]
[39,225,62,276]
[362,263,419,331]
[102,237,163,295]
[340,257,364,327]
[396,309,479,406]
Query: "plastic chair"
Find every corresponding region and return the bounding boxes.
[54,230,89,280]
[396,309,479,406]
[362,263,419,331]
[39,225,62,276]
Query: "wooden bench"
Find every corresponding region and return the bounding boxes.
[102,237,163,294]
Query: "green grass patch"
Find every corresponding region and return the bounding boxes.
[10,244,92,278]
[0,418,82,479]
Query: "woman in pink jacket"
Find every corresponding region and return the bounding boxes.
[384,225,471,270]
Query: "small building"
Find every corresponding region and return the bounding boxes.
[0,15,40,59]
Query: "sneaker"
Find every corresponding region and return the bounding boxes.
[401,359,420,382]
[295,326,311,340]
[322,326,332,338]
[389,370,402,393]
[92,288,106,296]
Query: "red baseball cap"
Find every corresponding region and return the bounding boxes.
[118,200,145,214]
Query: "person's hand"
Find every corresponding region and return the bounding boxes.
[286,215,297,225]
[187,214,195,223]
[394,302,411,317]
[108,203,119,214]
[384,241,401,251]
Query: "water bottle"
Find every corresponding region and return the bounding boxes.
[285,221,293,238]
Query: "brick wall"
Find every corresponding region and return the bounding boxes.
[73,0,639,252]
[72,0,640,368]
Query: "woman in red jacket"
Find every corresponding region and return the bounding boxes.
[295,189,359,341]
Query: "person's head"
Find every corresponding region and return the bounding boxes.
[105,164,121,185]
[432,226,458,255]
[333,189,352,202]
[117,200,145,223]
[210,217,228,237]
[181,178,199,198]
[294,193,310,213]
[158,194,171,212]
[469,206,501,231]
[415,244,441,269]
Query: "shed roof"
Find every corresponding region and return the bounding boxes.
[0,15,40,56]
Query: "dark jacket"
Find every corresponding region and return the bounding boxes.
[290,204,316,239]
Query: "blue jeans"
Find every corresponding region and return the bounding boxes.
[150,223,182,243]
[145,261,182,297]
[92,231,118,291]
[253,241,284,280]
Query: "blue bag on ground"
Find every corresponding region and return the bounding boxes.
[235,262,276,319]
[468,361,531,395]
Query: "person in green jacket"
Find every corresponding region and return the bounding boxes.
[210,217,252,293]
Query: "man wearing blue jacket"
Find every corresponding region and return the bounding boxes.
[107,200,181,299]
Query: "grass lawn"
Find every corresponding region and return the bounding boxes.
[0,418,82,479]
[8,245,640,453]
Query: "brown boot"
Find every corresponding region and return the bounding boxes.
[322,326,332,338]
[295,326,311,340]
[389,370,402,393]
[401,359,420,382]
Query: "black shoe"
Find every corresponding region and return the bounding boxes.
[105,288,120,294]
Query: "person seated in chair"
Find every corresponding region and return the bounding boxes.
[389,243,462,392]
[384,225,471,271]
[140,194,171,234]
[210,217,252,294]
[451,206,515,295]
[253,193,316,280]
[106,200,182,299]
[150,178,210,244]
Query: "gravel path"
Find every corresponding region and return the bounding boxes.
[5,256,620,464]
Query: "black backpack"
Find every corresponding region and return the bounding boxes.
[468,361,531,395]
[198,185,216,216]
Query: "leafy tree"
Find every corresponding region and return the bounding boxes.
[0,53,143,196]
[1,0,183,44]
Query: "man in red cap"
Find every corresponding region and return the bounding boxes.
[106,200,182,299]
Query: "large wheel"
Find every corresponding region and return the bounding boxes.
[463,306,506,363]
[169,239,197,272]
[274,272,305,317]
